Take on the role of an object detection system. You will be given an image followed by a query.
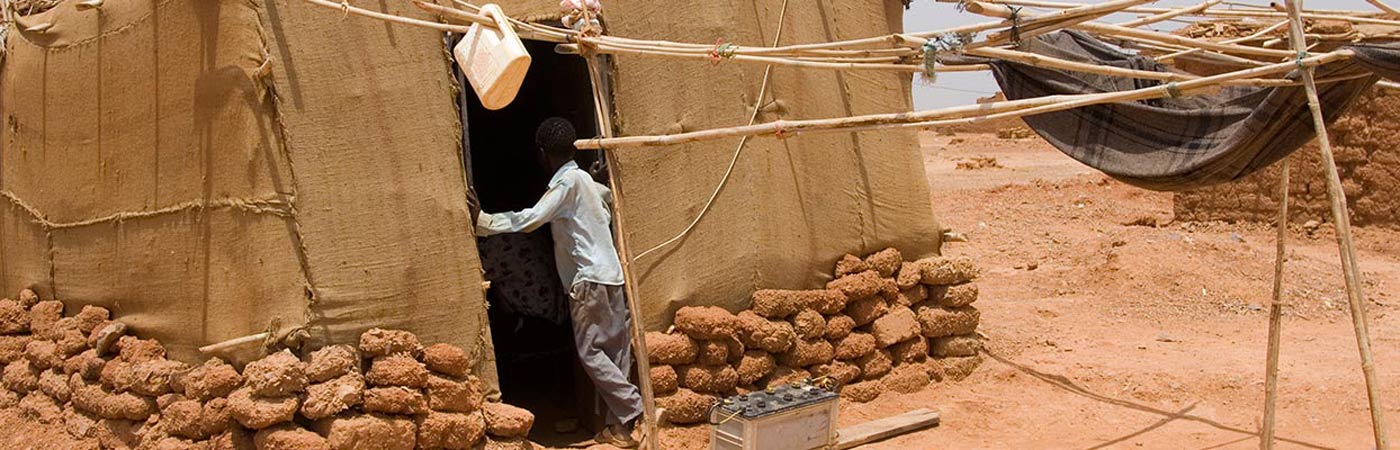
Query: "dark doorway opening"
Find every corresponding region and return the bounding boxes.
[455,33,605,446]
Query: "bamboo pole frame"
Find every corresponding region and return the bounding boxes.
[1260,157,1289,450]
[584,54,661,450]
[552,42,967,73]
[963,46,1190,81]
[298,0,1369,89]
[983,0,1400,26]
[1071,22,1294,58]
[311,0,1341,90]
[971,0,1149,47]
[1119,0,1222,28]
[1282,1,1390,449]
[976,0,1158,38]
[574,50,1349,149]
[962,1,1294,63]
[1154,19,1288,64]
[1363,0,1400,15]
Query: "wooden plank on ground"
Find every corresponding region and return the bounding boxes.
[835,408,941,449]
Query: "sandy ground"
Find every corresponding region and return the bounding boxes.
[838,132,1400,450]
[3,132,1396,450]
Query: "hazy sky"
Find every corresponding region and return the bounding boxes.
[903,0,1382,108]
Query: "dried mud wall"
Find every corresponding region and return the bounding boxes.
[645,248,985,424]
[497,0,944,330]
[0,291,532,450]
[1174,87,1400,228]
[0,0,492,379]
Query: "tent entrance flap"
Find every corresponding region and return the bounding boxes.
[459,35,610,443]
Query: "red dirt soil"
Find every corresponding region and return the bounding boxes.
[854,132,1400,449]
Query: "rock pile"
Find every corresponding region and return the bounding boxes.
[648,248,986,424]
[0,290,535,450]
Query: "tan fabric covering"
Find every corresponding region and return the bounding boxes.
[1,0,494,387]
[256,0,494,387]
[499,0,941,329]
[2,0,937,391]
[3,0,307,362]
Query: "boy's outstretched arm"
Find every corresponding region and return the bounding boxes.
[475,183,569,236]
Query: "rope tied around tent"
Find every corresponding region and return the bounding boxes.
[631,0,791,262]
[1295,50,1309,71]
[1008,6,1024,48]
[1163,81,1182,98]
[921,34,967,84]
[710,38,738,64]
[1,190,295,230]
[922,40,938,82]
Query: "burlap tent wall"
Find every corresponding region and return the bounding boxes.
[0,0,494,384]
[0,0,940,380]
[492,0,944,330]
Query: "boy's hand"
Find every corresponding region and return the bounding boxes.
[588,159,608,183]
[466,187,482,226]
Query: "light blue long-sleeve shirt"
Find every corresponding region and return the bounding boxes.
[475,161,625,288]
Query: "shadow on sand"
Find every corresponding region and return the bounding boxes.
[982,350,1337,450]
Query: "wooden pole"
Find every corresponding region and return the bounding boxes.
[1283,1,1391,449]
[964,0,1151,49]
[1363,0,1400,15]
[1154,20,1289,64]
[968,0,1157,41]
[982,0,1400,26]
[964,46,1190,81]
[1261,158,1290,450]
[584,54,660,450]
[1119,0,1222,28]
[961,2,1296,60]
[575,49,1350,150]
[1073,22,1294,59]
[198,332,271,354]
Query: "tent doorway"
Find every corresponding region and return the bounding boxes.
[455,34,607,445]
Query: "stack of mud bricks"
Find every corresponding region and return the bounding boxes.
[647,248,984,425]
[0,289,537,450]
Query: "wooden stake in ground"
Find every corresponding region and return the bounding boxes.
[1283,1,1390,449]
[584,54,660,450]
[1261,158,1289,450]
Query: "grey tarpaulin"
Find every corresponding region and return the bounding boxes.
[973,31,1380,191]
[1350,42,1400,82]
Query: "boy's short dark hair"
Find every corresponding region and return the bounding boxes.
[536,117,577,158]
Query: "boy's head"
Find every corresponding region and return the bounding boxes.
[536,117,577,163]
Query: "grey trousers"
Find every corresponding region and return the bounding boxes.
[570,281,644,426]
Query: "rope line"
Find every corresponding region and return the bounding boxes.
[1,190,295,230]
[1009,6,1025,47]
[709,38,739,64]
[7,0,182,51]
[631,0,792,262]
[921,34,970,84]
[922,40,938,82]
[1164,81,1182,98]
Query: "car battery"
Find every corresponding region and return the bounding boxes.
[709,380,840,450]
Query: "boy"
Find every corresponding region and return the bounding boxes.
[471,118,642,448]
